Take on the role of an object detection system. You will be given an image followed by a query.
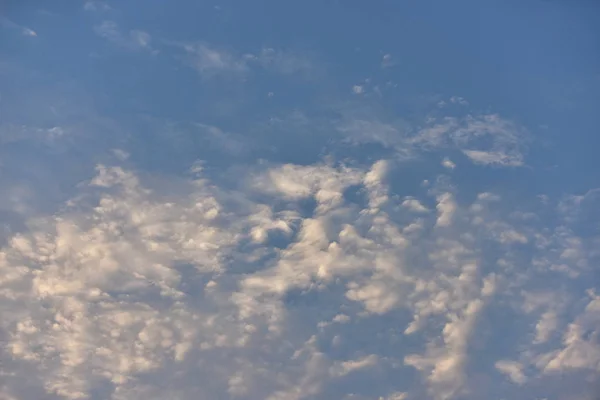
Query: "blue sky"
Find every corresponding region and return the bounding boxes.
[1,1,599,399]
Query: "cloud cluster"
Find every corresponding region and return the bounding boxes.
[338,113,528,167]
[1,6,595,399]
[0,154,597,399]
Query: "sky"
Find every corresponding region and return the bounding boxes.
[1,1,600,399]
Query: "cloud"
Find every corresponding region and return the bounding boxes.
[0,17,37,37]
[330,354,379,377]
[495,360,527,384]
[0,157,598,399]
[84,1,112,12]
[192,123,247,155]
[462,150,522,166]
[94,21,153,52]
[534,311,559,344]
[181,42,248,77]
[22,28,37,37]
[381,53,395,68]
[337,112,528,167]
[177,42,315,79]
[449,96,468,106]
[558,189,600,237]
[536,291,600,374]
[251,47,315,76]
[2,4,598,399]
[402,198,429,213]
[0,124,68,145]
[441,158,456,169]
[435,193,456,227]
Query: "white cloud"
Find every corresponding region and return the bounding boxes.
[111,149,130,161]
[94,21,153,52]
[253,47,315,76]
[402,198,429,213]
[353,85,364,94]
[462,150,522,167]
[0,17,37,37]
[22,28,37,37]
[534,311,559,344]
[380,393,407,400]
[179,43,314,79]
[337,112,528,167]
[449,96,468,106]
[330,354,379,377]
[436,193,456,227]
[495,360,527,384]
[441,158,456,169]
[1,157,598,399]
[536,291,600,374]
[381,53,395,68]
[84,1,112,12]
[182,42,248,77]
[2,5,599,400]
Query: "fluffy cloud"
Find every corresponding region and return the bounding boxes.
[0,157,598,399]
[2,2,596,399]
[441,158,456,169]
[495,360,527,384]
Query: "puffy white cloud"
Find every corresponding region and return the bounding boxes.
[402,198,429,213]
[435,193,456,227]
[441,158,456,169]
[495,360,527,384]
[1,157,598,399]
[534,311,559,344]
[536,291,600,374]
[330,354,379,377]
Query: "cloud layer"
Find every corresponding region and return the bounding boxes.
[1,155,598,399]
[1,2,598,399]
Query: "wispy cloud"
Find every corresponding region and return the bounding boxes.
[176,42,315,79]
[337,107,528,167]
[94,21,153,52]
[0,17,37,37]
[250,47,315,76]
[83,1,112,12]
[381,53,396,68]
[181,42,248,77]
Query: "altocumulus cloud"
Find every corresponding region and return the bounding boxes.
[1,150,599,399]
[1,2,599,400]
